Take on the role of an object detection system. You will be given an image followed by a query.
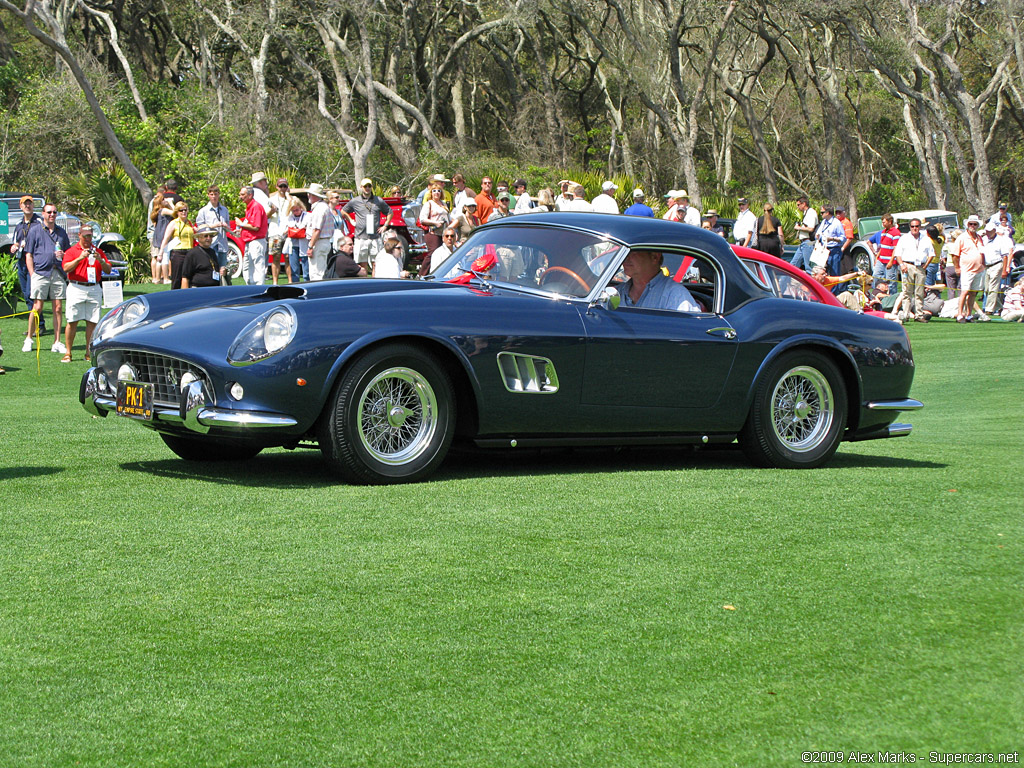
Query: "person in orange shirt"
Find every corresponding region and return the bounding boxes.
[474,177,496,223]
[949,215,986,322]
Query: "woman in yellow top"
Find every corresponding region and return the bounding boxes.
[160,201,195,290]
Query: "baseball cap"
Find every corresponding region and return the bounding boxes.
[737,197,749,205]
[359,177,373,187]
[602,180,618,192]
[965,215,982,225]
[632,188,645,198]
[514,178,528,188]
[497,192,510,202]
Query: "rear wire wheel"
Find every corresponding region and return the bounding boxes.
[741,350,847,468]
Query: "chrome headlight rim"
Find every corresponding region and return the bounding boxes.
[226,304,298,366]
[95,296,150,343]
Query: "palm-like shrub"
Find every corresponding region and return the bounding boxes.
[65,162,150,283]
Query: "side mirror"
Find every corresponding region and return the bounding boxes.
[591,286,620,311]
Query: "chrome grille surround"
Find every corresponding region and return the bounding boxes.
[96,349,215,407]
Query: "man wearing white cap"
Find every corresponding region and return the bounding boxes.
[678,190,701,227]
[733,198,757,247]
[950,215,986,322]
[342,178,392,272]
[250,172,277,217]
[662,191,683,222]
[623,189,654,217]
[592,181,620,214]
[981,221,1012,316]
[305,183,335,281]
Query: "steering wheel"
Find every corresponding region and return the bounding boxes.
[538,266,590,294]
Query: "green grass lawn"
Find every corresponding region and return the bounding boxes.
[1,300,1021,767]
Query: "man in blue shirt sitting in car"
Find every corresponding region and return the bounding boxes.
[616,250,701,312]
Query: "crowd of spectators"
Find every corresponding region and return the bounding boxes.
[5,173,1020,373]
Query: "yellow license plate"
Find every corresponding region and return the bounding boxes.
[116,380,153,420]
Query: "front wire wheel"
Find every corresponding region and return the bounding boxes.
[741,351,847,469]
[319,344,455,484]
[357,366,439,466]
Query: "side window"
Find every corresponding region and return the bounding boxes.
[765,266,818,302]
[609,249,719,313]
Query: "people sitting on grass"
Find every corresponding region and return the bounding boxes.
[1001,277,1024,322]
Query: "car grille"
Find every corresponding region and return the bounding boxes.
[110,350,215,407]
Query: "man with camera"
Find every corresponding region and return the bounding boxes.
[61,223,112,361]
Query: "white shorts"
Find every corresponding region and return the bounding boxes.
[353,237,383,266]
[65,281,103,323]
[30,272,67,301]
[961,271,984,292]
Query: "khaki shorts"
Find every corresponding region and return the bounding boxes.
[65,282,103,323]
[353,237,383,266]
[30,271,67,301]
[268,236,286,258]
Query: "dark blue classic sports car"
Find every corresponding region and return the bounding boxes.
[81,213,922,483]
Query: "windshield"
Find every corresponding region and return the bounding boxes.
[432,226,623,298]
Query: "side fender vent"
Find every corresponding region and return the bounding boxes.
[496,352,560,394]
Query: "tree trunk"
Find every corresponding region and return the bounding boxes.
[0,0,152,204]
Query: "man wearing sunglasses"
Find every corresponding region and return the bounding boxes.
[892,218,933,322]
[22,205,70,353]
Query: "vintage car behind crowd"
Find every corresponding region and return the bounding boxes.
[81,213,922,484]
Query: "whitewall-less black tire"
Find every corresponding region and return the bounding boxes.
[318,344,455,484]
[741,350,847,469]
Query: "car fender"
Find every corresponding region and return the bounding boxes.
[742,333,863,424]
[97,233,126,247]
[316,327,485,417]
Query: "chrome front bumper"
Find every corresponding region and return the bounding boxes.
[80,367,299,433]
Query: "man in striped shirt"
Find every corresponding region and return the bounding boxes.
[872,213,901,291]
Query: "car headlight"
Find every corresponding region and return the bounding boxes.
[95,296,149,342]
[227,305,297,365]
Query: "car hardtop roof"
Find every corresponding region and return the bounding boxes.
[0,192,44,201]
[481,210,738,249]
[893,209,958,221]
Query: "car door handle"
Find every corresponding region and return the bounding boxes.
[706,327,737,340]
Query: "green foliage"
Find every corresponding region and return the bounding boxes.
[0,251,20,305]
[64,162,150,283]
[857,182,929,219]
[701,194,738,219]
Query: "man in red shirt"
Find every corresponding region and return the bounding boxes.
[872,213,901,291]
[236,185,268,285]
[61,223,112,361]
[475,177,496,224]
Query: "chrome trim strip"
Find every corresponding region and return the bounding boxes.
[193,409,299,429]
[866,399,924,411]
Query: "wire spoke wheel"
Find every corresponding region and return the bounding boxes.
[770,366,834,452]
[741,351,847,469]
[319,344,455,484]
[357,367,438,464]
